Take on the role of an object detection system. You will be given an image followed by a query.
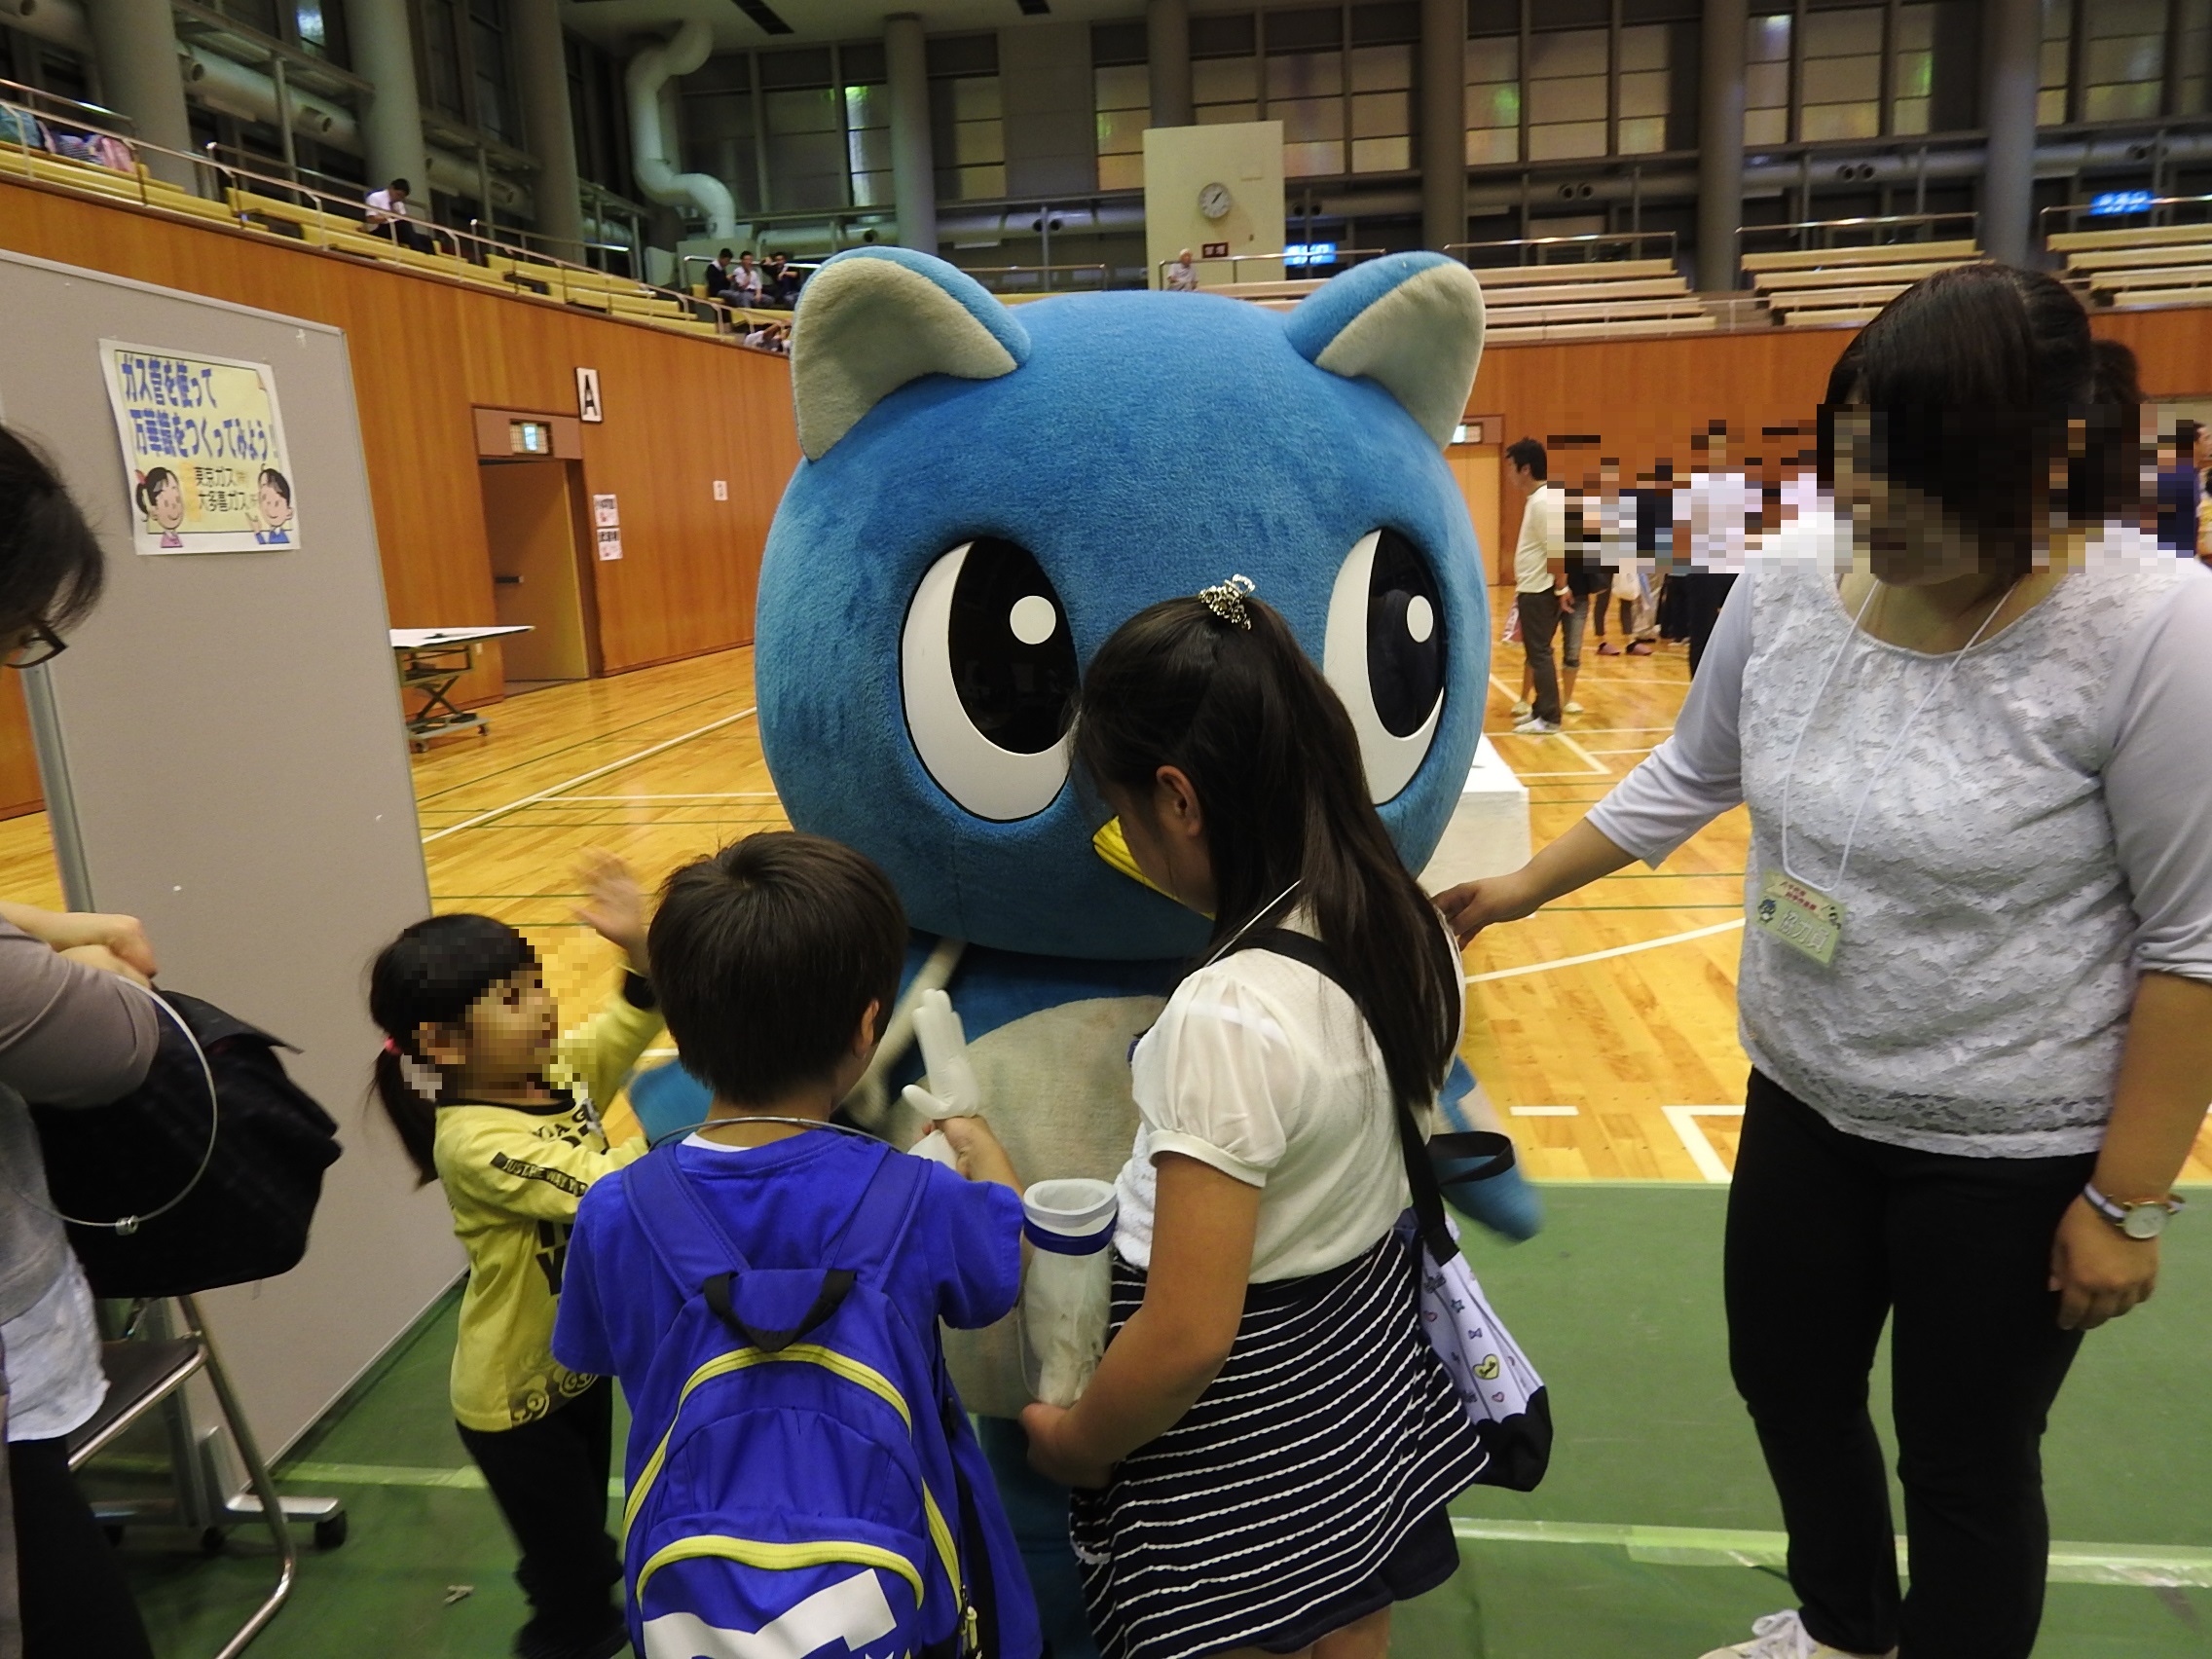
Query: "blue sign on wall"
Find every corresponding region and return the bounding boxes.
[2087,190,2157,216]
[1283,242,1340,267]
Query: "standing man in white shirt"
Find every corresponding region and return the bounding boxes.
[1505,437,1571,734]
[1675,423,1755,674]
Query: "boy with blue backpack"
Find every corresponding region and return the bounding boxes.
[552,831,1041,1659]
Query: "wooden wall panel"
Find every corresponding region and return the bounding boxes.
[0,178,795,708]
[0,675,41,820]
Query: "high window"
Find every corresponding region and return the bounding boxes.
[1092,20,1149,191]
[930,34,1004,201]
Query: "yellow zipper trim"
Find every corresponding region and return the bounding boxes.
[635,1534,924,1605]
[622,1343,968,1611]
[624,1345,910,1537]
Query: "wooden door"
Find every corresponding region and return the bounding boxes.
[1447,446,1508,587]
[479,460,591,682]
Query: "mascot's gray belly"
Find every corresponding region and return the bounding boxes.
[936,995,1163,1419]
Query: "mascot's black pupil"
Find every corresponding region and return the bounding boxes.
[1365,529,1444,739]
[947,537,1079,754]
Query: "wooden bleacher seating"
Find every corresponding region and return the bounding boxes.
[1740,238,1980,274]
[2048,216,2212,313]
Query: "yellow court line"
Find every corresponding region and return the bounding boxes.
[422,706,757,845]
[1466,918,1745,984]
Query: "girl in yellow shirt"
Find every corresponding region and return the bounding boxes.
[369,854,659,1659]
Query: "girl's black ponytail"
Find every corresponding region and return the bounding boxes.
[1075,589,1462,1114]
[372,1043,442,1186]
[368,913,535,1186]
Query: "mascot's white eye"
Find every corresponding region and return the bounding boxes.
[1322,529,1446,804]
[902,538,1079,821]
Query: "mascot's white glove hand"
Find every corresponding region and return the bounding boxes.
[910,988,982,1117]
[903,989,980,1166]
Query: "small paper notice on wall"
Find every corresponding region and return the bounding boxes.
[596,526,623,561]
[100,340,300,554]
[593,494,619,528]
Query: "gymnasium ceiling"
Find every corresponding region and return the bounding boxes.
[558,0,1151,55]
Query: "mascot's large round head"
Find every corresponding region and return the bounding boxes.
[756,247,1489,960]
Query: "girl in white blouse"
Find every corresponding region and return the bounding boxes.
[1021,584,1487,1659]
[1440,266,2212,1659]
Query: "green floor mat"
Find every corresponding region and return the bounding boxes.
[110,1185,2212,1657]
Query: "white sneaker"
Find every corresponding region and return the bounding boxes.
[1564,700,1585,714]
[1513,717,1560,735]
[1510,698,1531,717]
[1696,1609,1896,1659]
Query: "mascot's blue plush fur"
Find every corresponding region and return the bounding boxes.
[630,246,1540,1653]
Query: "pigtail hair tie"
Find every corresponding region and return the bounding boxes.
[1198,574,1256,630]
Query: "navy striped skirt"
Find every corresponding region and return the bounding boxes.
[1069,1230,1488,1659]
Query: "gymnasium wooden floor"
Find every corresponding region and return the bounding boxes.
[3,586,2204,1183]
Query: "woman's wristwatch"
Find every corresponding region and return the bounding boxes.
[2083,1181,2187,1239]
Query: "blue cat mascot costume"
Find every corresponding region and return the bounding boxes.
[633,246,1540,1656]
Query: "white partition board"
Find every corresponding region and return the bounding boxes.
[0,249,460,1454]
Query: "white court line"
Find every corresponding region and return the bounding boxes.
[1582,746,1659,756]
[1663,1105,1744,1184]
[1465,917,1744,984]
[1510,1105,1580,1117]
[1552,732,1610,776]
[1487,674,1525,706]
[423,706,757,845]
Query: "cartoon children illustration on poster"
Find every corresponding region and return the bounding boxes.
[252,468,294,544]
[100,341,301,555]
[134,466,186,548]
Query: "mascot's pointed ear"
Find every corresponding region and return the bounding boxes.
[791,247,1031,460]
[1283,252,1485,450]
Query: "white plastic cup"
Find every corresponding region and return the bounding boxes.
[1019,1178,1118,1408]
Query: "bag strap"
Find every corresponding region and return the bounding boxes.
[625,1143,753,1294]
[831,1143,930,1280]
[1223,929,1457,1266]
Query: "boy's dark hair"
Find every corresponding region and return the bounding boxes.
[0,424,106,641]
[367,913,536,1185]
[1504,436,1546,479]
[2175,417,2200,453]
[650,832,906,1106]
[258,467,291,502]
[1818,263,2137,573]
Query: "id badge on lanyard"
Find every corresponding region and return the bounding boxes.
[1771,573,2014,973]
[1754,871,1843,967]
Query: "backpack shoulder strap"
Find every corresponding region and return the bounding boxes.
[1223,927,1458,1263]
[624,1144,752,1295]
[832,1145,931,1281]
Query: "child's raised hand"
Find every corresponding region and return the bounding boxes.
[572,850,648,974]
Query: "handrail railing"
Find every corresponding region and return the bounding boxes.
[1736,210,1977,255]
[1448,230,1677,268]
[0,110,744,343]
[1161,247,1383,286]
[2038,191,2212,239]
[962,262,1110,295]
[0,76,136,135]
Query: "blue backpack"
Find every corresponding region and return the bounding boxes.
[619,1143,1000,1659]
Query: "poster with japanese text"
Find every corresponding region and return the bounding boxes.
[99,341,299,555]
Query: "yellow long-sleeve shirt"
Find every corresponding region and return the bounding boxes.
[432,983,662,1432]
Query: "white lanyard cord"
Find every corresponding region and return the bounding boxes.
[1781,574,2018,894]
[1198,879,1305,971]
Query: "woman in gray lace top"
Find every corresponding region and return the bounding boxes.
[0,425,163,1659]
[1439,268,2212,1659]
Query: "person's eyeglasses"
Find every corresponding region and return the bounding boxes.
[3,624,67,670]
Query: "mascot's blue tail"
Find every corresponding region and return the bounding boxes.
[1439,1061,1545,1243]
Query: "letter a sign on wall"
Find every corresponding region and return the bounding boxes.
[575,366,604,424]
